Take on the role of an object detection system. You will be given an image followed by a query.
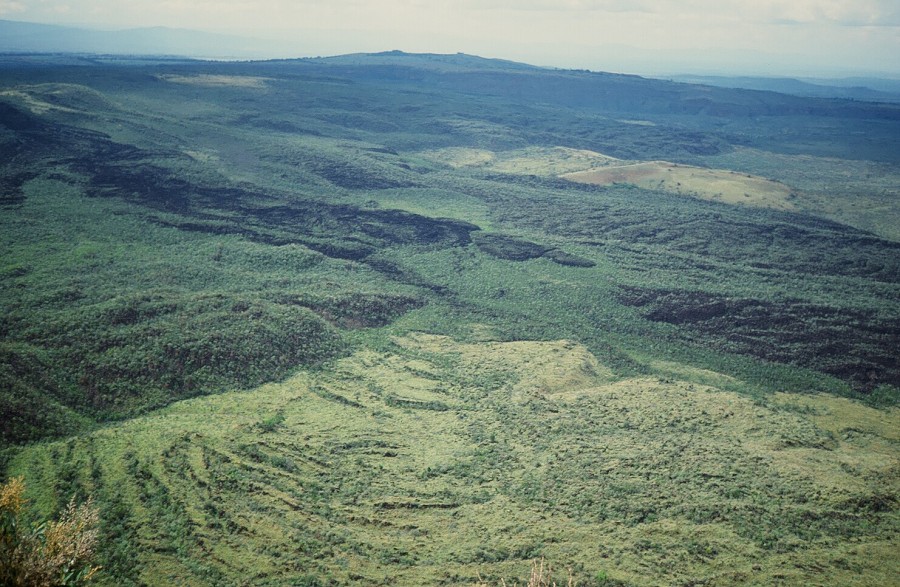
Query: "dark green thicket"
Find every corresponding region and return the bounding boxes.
[472,233,550,261]
[619,287,900,391]
[1,293,346,439]
[46,293,344,416]
[0,343,87,444]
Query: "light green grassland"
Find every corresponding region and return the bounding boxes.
[8,335,898,586]
[705,147,900,242]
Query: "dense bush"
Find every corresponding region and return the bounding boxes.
[0,477,101,586]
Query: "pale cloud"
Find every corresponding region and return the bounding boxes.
[11,0,900,28]
[463,0,900,25]
[445,0,653,11]
[0,0,26,15]
[741,0,900,25]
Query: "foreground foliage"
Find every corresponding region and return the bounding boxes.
[0,477,101,586]
[476,558,584,587]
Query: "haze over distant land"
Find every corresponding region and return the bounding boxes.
[1,0,899,77]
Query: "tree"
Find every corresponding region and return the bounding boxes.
[0,477,101,586]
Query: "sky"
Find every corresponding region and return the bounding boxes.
[1,0,899,76]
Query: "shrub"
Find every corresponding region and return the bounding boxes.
[476,558,577,587]
[0,477,101,586]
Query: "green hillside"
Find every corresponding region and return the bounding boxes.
[7,335,899,585]
[1,53,898,585]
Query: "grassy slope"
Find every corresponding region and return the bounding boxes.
[7,335,899,585]
[1,55,899,585]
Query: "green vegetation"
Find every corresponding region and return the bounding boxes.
[1,53,898,585]
[1,476,101,586]
[5,336,898,585]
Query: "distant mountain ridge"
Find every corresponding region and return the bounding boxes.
[0,20,548,73]
[3,18,900,114]
[667,74,900,103]
[284,53,900,127]
[0,19,265,58]
[309,50,544,73]
[2,18,899,97]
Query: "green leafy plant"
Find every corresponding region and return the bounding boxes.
[0,477,101,586]
[476,558,577,587]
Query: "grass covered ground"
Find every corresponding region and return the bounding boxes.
[6,335,898,585]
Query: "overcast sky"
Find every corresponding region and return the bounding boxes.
[2,0,899,76]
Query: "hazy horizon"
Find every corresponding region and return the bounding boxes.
[1,0,899,78]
